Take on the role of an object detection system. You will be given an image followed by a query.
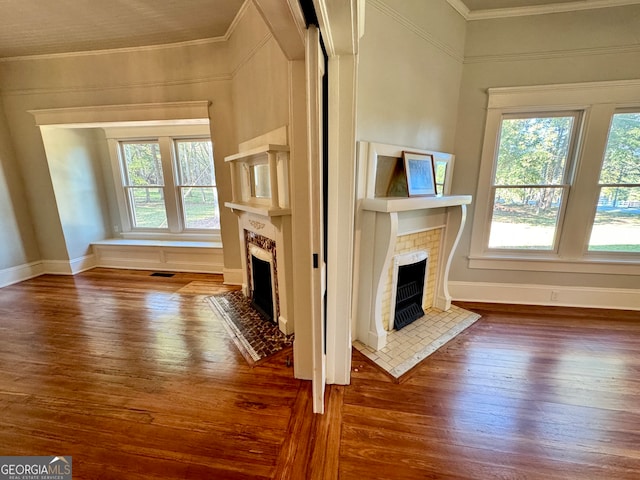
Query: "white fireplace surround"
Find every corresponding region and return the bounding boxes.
[225,127,294,335]
[354,141,472,351]
[389,250,429,331]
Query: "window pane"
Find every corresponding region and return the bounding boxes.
[129,187,168,228]
[588,187,640,252]
[489,187,563,250]
[599,113,640,184]
[181,187,220,229]
[176,140,215,185]
[589,112,640,252]
[495,116,574,186]
[434,160,447,195]
[122,143,163,186]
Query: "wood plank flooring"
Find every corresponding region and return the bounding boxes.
[1,269,639,479]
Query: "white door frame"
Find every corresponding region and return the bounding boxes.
[313,0,362,386]
[305,25,326,413]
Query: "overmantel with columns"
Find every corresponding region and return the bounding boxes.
[224,127,294,335]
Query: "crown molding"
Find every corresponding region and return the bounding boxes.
[223,0,253,40]
[447,0,640,21]
[370,0,464,63]
[464,43,640,64]
[446,0,471,19]
[0,35,227,63]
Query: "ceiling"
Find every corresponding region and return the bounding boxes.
[0,0,637,59]
[0,0,245,58]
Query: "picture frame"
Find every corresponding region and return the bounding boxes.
[403,151,437,196]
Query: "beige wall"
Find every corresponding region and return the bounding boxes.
[40,127,111,260]
[0,97,40,269]
[0,39,239,266]
[357,0,466,152]
[452,5,640,289]
[0,1,297,275]
[228,3,290,145]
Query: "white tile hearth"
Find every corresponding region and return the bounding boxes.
[353,305,481,379]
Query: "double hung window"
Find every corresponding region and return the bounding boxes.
[121,141,167,229]
[469,81,640,274]
[588,111,640,253]
[109,126,219,237]
[488,113,580,251]
[175,139,220,230]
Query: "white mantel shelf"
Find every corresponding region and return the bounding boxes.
[361,195,471,213]
[225,201,291,217]
[224,144,289,162]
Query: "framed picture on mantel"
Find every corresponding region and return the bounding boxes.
[403,151,437,197]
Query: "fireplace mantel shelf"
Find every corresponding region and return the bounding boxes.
[225,201,291,217]
[224,143,289,162]
[361,195,471,213]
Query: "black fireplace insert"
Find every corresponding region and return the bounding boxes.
[251,255,274,323]
[394,259,426,330]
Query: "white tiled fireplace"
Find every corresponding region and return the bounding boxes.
[354,142,472,351]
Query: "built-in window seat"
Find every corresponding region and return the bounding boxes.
[91,239,224,274]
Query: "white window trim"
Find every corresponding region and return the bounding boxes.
[104,124,221,241]
[469,80,640,275]
[30,101,211,127]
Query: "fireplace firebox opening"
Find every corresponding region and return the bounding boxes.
[247,239,277,324]
[390,251,428,330]
[251,254,275,322]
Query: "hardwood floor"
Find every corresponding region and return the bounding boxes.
[1,269,639,479]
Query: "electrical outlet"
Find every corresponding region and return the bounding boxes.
[113,225,119,233]
[551,290,559,301]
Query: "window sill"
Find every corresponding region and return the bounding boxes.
[118,231,221,243]
[468,254,639,275]
[92,238,223,249]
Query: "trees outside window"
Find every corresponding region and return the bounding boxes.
[588,112,640,253]
[175,140,220,230]
[121,142,167,229]
[117,136,220,234]
[488,114,580,250]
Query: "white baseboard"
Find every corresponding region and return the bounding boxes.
[42,254,96,275]
[69,254,97,273]
[223,268,243,285]
[450,281,640,311]
[0,261,45,288]
[1,246,224,288]
[92,242,224,273]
